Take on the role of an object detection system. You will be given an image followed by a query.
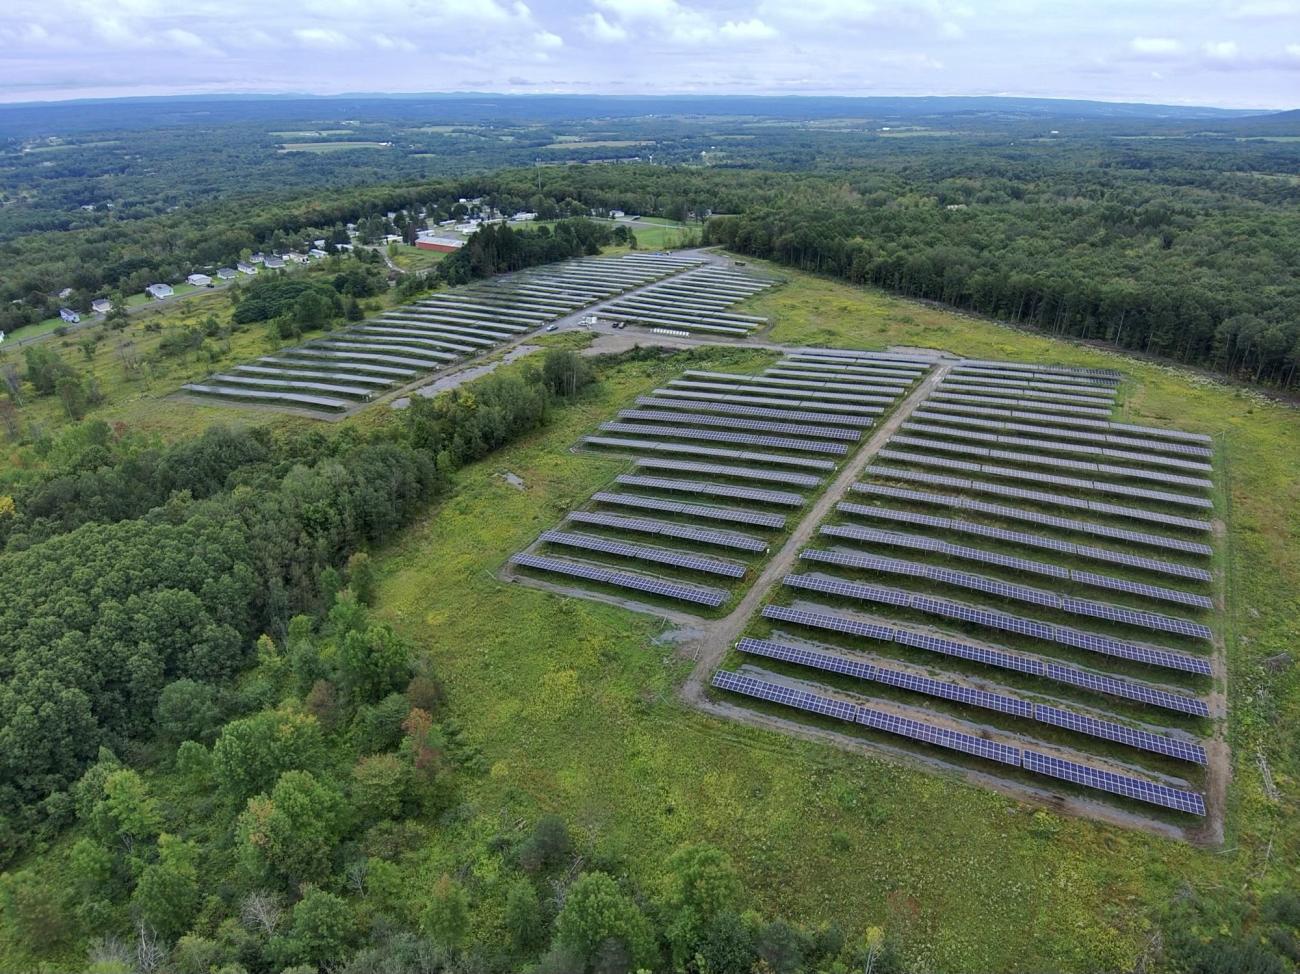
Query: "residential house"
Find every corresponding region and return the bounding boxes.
[59,308,80,323]
[285,252,309,264]
[58,287,74,300]
[263,256,285,269]
[146,283,174,299]
[91,298,113,314]
[187,273,212,287]
[236,261,257,275]
[250,252,267,263]
[334,243,354,252]
[308,248,328,259]
[216,268,237,280]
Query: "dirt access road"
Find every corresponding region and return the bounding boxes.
[679,359,955,704]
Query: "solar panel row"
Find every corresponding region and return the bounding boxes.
[760,604,1209,716]
[712,670,1203,813]
[585,436,837,471]
[539,530,746,577]
[615,474,807,507]
[511,552,726,606]
[592,491,787,529]
[798,549,1212,639]
[633,458,824,488]
[834,502,1213,588]
[566,510,769,552]
[781,573,1213,674]
[635,396,876,428]
[866,462,1216,524]
[737,637,1205,764]
[619,409,860,441]
[601,422,849,456]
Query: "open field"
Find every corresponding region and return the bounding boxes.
[354,260,1299,971]
[277,141,392,152]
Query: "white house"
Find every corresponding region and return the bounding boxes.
[313,238,326,248]
[284,252,309,264]
[334,243,354,252]
[217,267,237,280]
[308,248,328,259]
[92,298,113,314]
[59,308,80,323]
[263,256,285,269]
[58,287,74,300]
[250,252,267,263]
[510,212,538,222]
[187,273,212,287]
[236,261,257,275]
[146,283,174,299]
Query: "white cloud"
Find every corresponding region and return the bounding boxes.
[534,29,564,49]
[592,0,713,44]
[1202,40,1240,61]
[581,11,629,41]
[719,18,777,41]
[293,27,352,49]
[1128,37,1182,56]
[372,33,416,51]
[1287,42,1300,58]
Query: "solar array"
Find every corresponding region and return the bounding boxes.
[184,251,700,413]
[797,549,1212,639]
[540,530,746,577]
[566,511,769,552]
[712,669,1203,814]
[864,464,1215,528]
[710,359,1221,824]
[511,552,726,607]
[512,350,931,615]
[760,604,1209,717]
[821,519,1212,606]
[596,264,776,336]
[737,637,1206,763]
[783,571,1212,674]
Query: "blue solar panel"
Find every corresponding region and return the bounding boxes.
[1032,705,1207,764]
[566,511,768,552]
[782,573,1213,675]
[634,458,823,488]
[601,422,849,456]
[1021,750,1205,815]
[616,474,807,507]
[592,491,787,529]
[540,531,746,577]
[511,553,726,607]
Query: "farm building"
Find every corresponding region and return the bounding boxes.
[415,235,466,253]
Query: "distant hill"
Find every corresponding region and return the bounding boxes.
[1211,108,1300,135]
[0,92,1267,139]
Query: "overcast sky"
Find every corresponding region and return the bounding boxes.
[1,0,1297,108]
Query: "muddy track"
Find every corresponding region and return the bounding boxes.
[678,360,955,705]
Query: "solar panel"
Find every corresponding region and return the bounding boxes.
[183,384,350,410]
[584,437,836,471]
[941,380,1115,405]
[904,419,1213,473]
[806,541,1211,629]
[600,422,849,456]
[615,474,807,507]
[781,573,1213,675]
[635,396,875,428]
[944,375,1119,398]
[592,492,786,529]
[913,407,1213,459]
[634,458,823,488]
[653,388,885,415]
[712,670,1022,766]
[952,365,1119,388]
[931,391,1112,418]
[1020,750,1205,815]
[510,552,728,607]
[891,433,1214,492]
[669,380,896,405]
[1032,705,1207,764]
[837,498,1213,585]
[956,359,1123,380]
[866,461,1216,520]
[759,369,910,392]
[760,604,1209,717]
[619,409,860,441]
[1046,664,1209,717]
[776,360,925,380]
[539,530,746,577]
[566,511,768,552]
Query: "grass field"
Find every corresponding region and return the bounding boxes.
[358,261,1299,971]
[277,141,391,153]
